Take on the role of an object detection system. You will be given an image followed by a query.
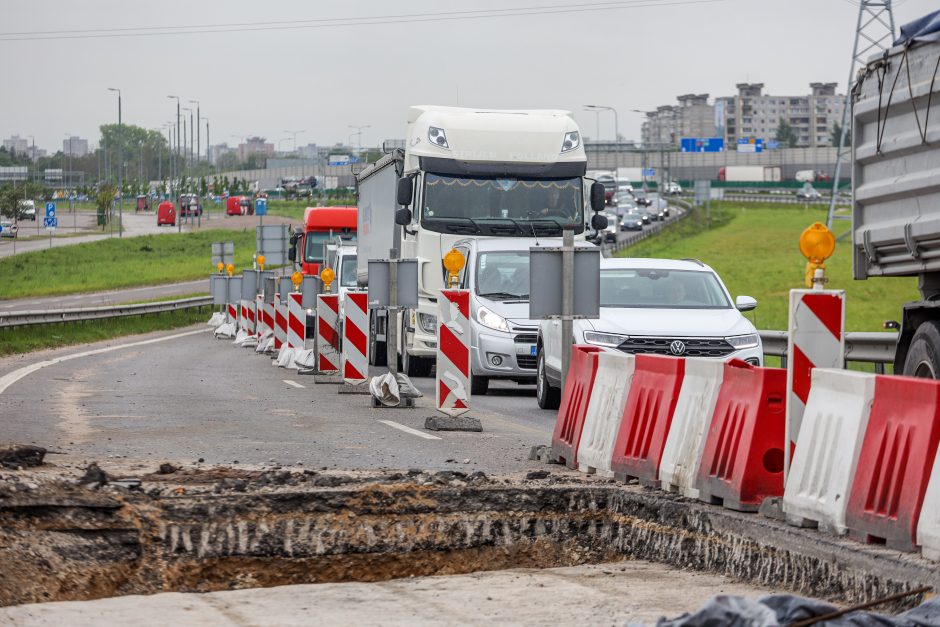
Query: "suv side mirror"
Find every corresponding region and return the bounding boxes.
[735,295,758,312]
[395,208,413,226]
[590,182,606,212]
[396,177,414,206]
[591,213,608,230]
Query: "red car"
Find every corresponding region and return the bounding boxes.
[157,201,176,226]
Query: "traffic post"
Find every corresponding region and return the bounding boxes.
[425,249,480,431]
[310,267,343,383]
[44,201,57,249]
[339,290,371,394]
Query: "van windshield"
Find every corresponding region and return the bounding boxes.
[476,251,529,300]
[340,255,358,287]
[422,173,583,237]
[305,232,357,263]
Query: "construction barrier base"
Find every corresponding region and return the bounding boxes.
[424,415,482,432]
[371,396,415,409]
[338,383,372,395]
[313,374,344,384]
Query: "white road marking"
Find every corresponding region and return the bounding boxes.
[0,328,211,397]
[283,379,305,389]
[378,419,442,440]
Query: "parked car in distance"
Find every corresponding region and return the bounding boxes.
[157,201,176,226]
[535,257,762,409]
[633,190,653,207]
[620,213,644,231]
[796,184,822,202]
[0,220,18,238]
[17,199,36,221]
[136,195,150,212]
[178,193,202,217]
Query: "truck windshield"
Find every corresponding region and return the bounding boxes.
[476,251,529,300]
[305,232,357,263]
[340,255,357,287]
[422,173,583,236]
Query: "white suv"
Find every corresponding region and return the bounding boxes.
[536,257,762,409]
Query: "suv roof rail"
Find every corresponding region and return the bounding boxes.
[681,257,705,267]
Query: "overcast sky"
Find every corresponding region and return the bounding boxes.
[3,0,937,154]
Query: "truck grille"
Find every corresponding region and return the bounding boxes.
[617,336,735,358]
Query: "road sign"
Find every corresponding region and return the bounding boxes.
[43,217,58,229]
[528,244,601,319]
[680,138,725,153]
[255,198,268,216]
[737,138,764,153]
[45,202,56,218]
[642,168,656,178]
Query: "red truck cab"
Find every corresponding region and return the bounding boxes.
[293,206,358,276]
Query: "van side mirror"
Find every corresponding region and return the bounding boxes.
[590,182,606,212]
[591,213,608,230]
[396,177,414,206]
[395,208,413,226]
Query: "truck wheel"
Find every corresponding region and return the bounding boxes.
[536,347,561,409]
[470,375,489,395]
[370,312,386,367]
[903,321,940,379]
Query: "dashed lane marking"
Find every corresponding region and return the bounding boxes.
[378,419,442,440]
[283,379,305,389]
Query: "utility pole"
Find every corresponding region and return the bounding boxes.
[827,0,895,228]
[189,100,200,167]
[108,87,122,236]
[204,117,210,169]
[168,95,181,191]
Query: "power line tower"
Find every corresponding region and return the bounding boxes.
[826,0,896,229]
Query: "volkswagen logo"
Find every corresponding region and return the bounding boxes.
[669,340,686,356]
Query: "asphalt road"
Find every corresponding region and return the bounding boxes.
[0,325,553,474]
[0,279,210,312]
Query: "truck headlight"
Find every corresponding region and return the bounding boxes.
[475,305,509,332]
[583,331,628,347]
[561,131,580,153]
[428,126,449,149]
[417,312,437,333]
[726,334,760,349]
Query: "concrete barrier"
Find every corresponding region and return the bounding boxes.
[783,369,875,534]
[659,359,724,499]
[576,352,635,477]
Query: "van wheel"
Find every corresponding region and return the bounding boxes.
[470,375,489,395]
[536,347,561,409]
[903,321,940,379]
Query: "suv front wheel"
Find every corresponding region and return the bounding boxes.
[536,346,561,410]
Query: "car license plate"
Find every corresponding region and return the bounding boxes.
[530,345,537,356]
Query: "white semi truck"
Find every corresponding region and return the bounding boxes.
[355,105,606,377]
[852,13,940,377]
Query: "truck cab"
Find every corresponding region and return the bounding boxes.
[291,206,358,277]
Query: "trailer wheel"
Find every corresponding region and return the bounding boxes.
[903,321,940,379]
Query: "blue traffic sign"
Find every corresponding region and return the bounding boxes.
[43,217,58,228]
[642,168,656,177]
[255,198,268,216]
[45,202,56,218]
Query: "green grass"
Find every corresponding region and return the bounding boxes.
[265,198,357,221]
[0,229,257,300]
[0,307,211,356]
[617,202,918,332]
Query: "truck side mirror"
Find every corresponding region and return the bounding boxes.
[395,208,413,226]
[591,213,608,230]
[396,177,414,206]
[288,246,296,262]
[590,182,606,212]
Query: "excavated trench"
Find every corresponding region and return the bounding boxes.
[1,466,939,609]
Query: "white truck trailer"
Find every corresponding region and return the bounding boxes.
[355,105,606,376]
[852,12,940,377]
[719,166,782,182]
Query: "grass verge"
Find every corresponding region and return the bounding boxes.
[0,306,211,356]
[616,201,918,332]
[0,229,257,300]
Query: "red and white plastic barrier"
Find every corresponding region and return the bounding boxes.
[659,358,725,499]
[576,352,634,477]
[550,345,604,469]
[783,368,875,534]
[277,292,308,368]
[342,291,369,384]
[436,290,471,416]
[316,294,341,373]
[234,299,258,347]
[228,302,238,325]
[786,291,844,474]
[273,296,287,351]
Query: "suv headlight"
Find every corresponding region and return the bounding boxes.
[417,312,437,334]
[428,126,450,149]
[561,131,580,153]
[726,333,760,349]
[475,305,509,332]
[583,331,629,347]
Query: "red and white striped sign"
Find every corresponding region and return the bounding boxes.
[227,302,238,325]
[255,295,267,337]
[436,289,471,417]
[274,296,287,350]
[287,293,305,349]
[342,291,369,384]
[262,299,275,339]
[241,299,256,335]
[316,294,340,373]
[785,289,845,475]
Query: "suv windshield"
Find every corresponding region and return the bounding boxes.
[600,268,731,309]
[476,251,529,300]
[422,173,583,237]
[340,255,357,287]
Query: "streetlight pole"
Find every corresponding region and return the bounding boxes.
[585,104,619,143]
[167,95,181,189]
[204,117,210,167]
[284,129,305,154]
[348,125,370,162]
[189,100,200,168]
[107,87,122,236]
[583,107,600,142]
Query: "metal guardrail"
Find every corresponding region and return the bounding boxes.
[0,296,213,329]
[759,329,897,371]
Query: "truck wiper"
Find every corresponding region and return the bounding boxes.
[477,291,528,300]
[440,217,482,234]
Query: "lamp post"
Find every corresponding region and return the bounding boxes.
[583,107,600,142]
[189,100,200,167]
[204,117,210,167]
[585,104,619,143]
[167,95,181,182]
[107,87,123,236]
[284,129,305,154]
[348,125,370,162]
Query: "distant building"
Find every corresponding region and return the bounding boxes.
[2,135,29,155]
[62,136,89,157]
[298,143,319,160]
[238,137,274,162]
[209,143,235,165]
[641,83,845,149]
